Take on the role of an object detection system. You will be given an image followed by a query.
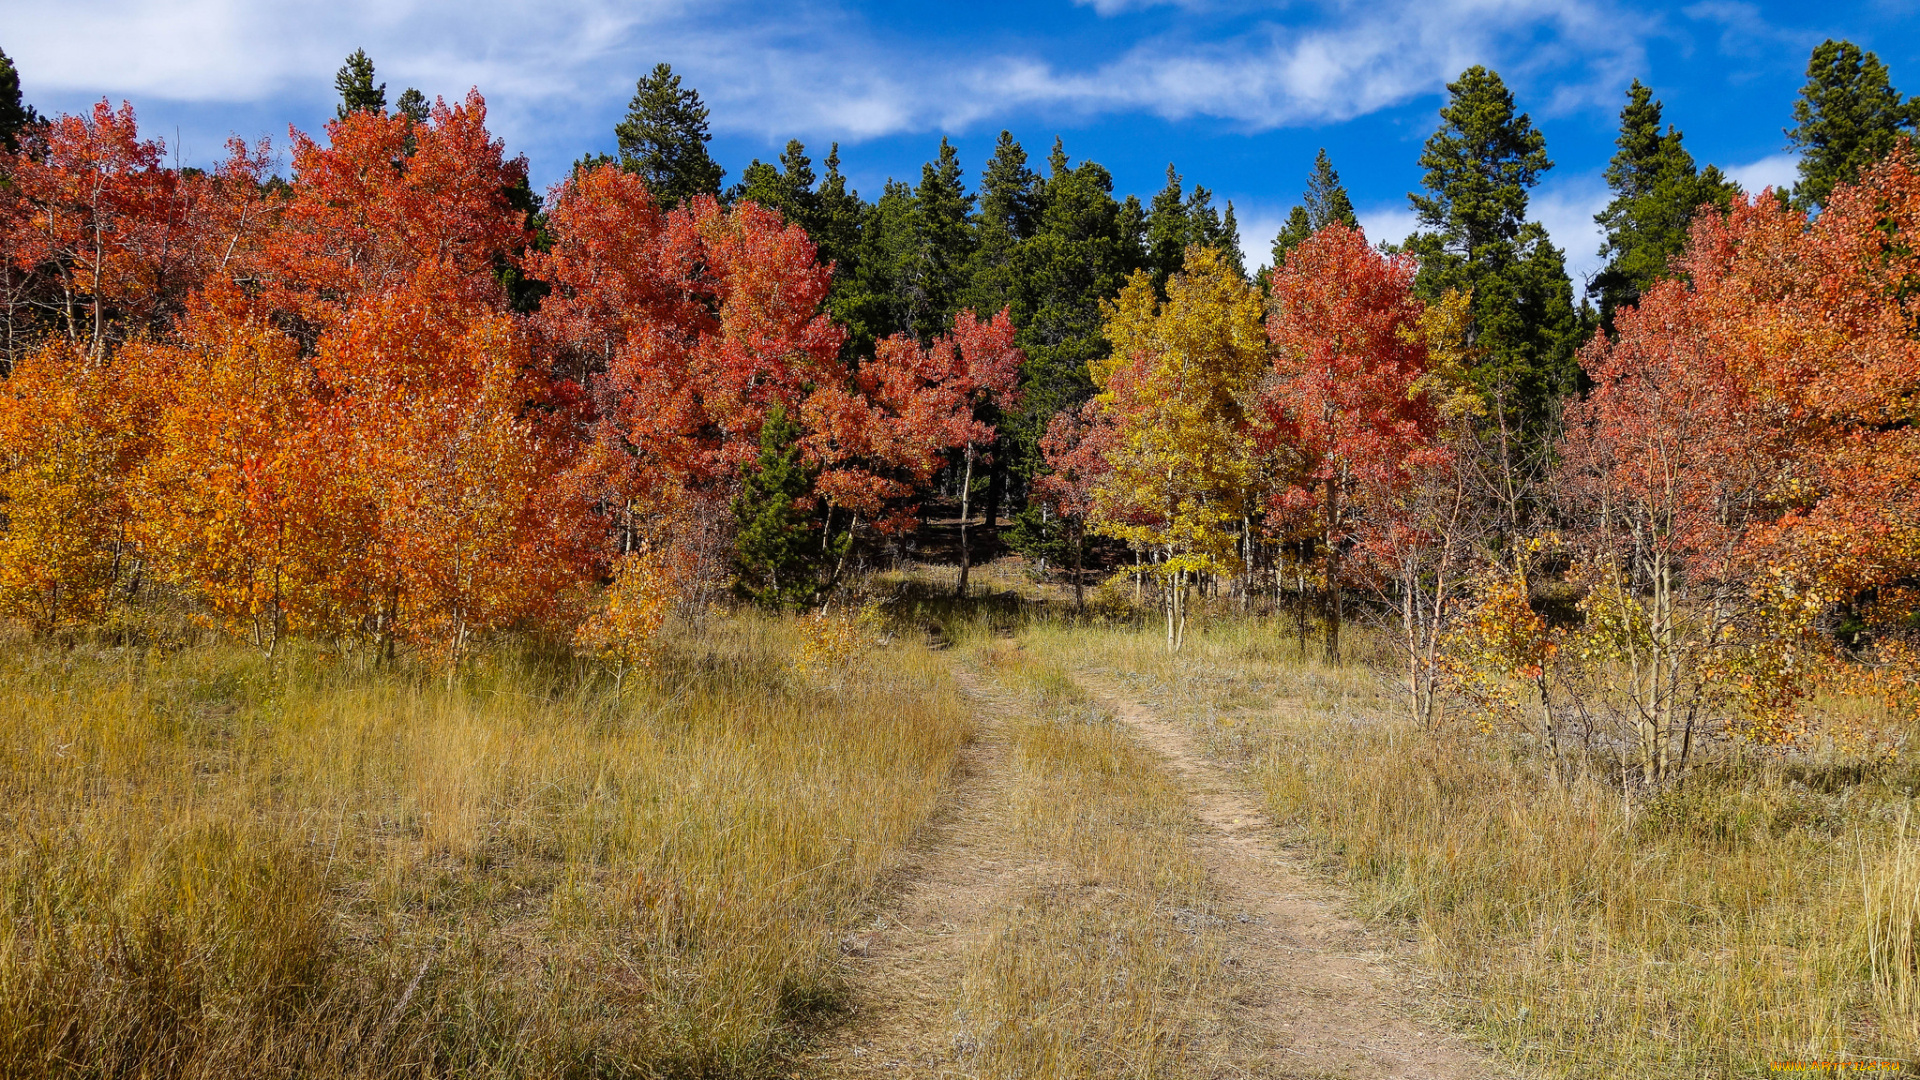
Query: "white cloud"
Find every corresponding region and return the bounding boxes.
[7,0,1654,183]
[1725,152,1799,197]
[1355,203,1420,250]
[981,0,1645,131]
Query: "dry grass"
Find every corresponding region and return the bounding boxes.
[0,613,969,1078]
[955,640,1225,1079]
[1019,614,1920,1079]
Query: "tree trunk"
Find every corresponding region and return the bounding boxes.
[982,437,1006,560]
[1325,477,1341,665]
[1071,520,1085,614]
[955,447,975,597]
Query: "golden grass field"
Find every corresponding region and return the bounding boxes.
[1017,613,1920,1078]
[2,568,1916,1078]
[0,614,968,1077]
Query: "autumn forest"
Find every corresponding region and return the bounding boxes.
[2,34,1919,1080]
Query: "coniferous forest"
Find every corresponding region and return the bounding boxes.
[2,34,1920,1080]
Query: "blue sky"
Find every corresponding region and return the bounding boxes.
[7,0,1919,290]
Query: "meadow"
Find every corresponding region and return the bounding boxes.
[1019,610,1920,1078]
[0,613,968,1077]
[1,572,1915,1079]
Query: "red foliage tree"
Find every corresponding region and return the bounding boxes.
[1262,223,1438,662]
[1034,401,1115,610]
[0,101,216,357]
[261,91,529,323]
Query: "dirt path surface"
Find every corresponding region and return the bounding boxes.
[805,670,1039,1078]
[809,664,1505,1079]
[1075,671,1502,1080]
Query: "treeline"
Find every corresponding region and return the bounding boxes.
[2,39,1920,778]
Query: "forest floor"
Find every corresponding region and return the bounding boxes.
[806,638,1501,1079]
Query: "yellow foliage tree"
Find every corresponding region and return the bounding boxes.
[1089,246,1267,650]
[575,550,683,694]
[0,342,150,635]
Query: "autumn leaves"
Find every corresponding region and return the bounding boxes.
[1042,229,1443,657]
[0,95,1017,660]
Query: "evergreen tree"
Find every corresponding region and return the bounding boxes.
[904,138,978,342]
[845,178,918,350]
[615,63,725,206]
[732,408,837,608]
[963,130,1041,320]
[1218,200,1246,276]
[1001,142,1143,542]
[1787,39,1918,210]
[394,87,430,125]
[1145,165,1192,292]
[812,144,871,352]
[732,139,819,225]
[0,47,38,153]
[813,145,867,268]
[1270,149,1358,269]
[1406,65,1579,445]
[1591,80,1737,328]
[1144,167,1241,288]
[334,49,386,119]
[1270,207,1313,272]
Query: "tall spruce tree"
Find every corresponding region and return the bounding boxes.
[733,139,820,225]
[903,138,977,342]
[615,63,725,206]
[1269,148,1359,271]
[394,87,430,125]
[1218,200,1246,276]
[813,145,867,272]
[846,179,918,350]
[1406,65,1579,446]
[963,131,1041,321]
[812,145,871,355]
[1787,40,1918,210]
[334,49,386,119]
[1591,80,1737,328]
[1146,165,1192,292]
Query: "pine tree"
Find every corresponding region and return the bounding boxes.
[1218,201,1246,276]
[964,131,1040,320]
[732,407,835,609]
[814,145,866,268]
[904,139,977,342]
[733,139,819,225]
[1001,141,1142,543]
[1787,39,1918,210]
[1146,165,1191,292]
[394,87,430,125]
[1270,149,1358,270]
[1591,80,1737,328]
[845,179,918,350]
[334,49,386,119]
[1184,182,1234,266]
[1406,65,1579,446]
[615,63,725,206]
[813,144,871,355]
[0,47,38,153]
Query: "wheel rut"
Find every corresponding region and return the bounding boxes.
[806,662,1506,1079]
[805,669,1044,1078]
[1074,670,1503,1079]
